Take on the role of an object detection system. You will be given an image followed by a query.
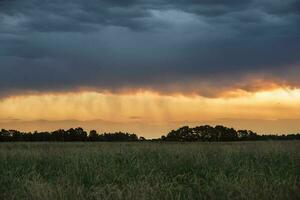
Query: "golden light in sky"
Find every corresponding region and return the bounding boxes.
[1,88,300,138]
[1,0,300,139]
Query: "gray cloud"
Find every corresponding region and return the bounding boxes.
[0,0,300,97]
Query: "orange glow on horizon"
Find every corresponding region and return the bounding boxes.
[0,88,300,137]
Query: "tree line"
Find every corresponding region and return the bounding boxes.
[161,125,300,141]
[0,125,299,142]
[0,128,141,142]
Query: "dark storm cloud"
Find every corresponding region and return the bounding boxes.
[0,0,300,97]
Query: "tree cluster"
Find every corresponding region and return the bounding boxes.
[0,128,140,142]
[161,125,300,142]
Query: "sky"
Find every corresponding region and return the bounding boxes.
[0,0,300,138]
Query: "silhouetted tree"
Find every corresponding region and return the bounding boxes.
[89,130,99,141]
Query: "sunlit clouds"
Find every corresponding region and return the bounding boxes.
[1,0,300,137]
[1,88,300,137]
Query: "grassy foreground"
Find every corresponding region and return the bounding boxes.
[0,142,299,200]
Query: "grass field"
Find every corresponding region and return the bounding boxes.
[0,141,299,200]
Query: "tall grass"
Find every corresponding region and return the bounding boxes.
[0,141,299,200]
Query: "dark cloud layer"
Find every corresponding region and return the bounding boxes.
[1,0,300,97]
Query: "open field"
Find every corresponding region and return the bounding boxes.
[0,141,299,200]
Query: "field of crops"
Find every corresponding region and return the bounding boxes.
[0,141,299,200]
